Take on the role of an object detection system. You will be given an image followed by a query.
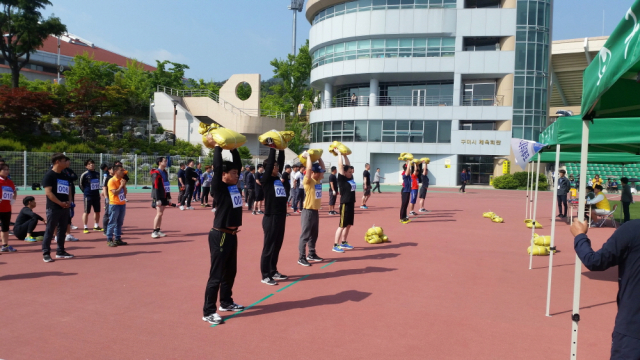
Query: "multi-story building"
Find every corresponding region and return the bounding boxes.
[305,0,551,186]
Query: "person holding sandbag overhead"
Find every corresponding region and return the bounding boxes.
[199,124,246,325]
[331,141,355,253]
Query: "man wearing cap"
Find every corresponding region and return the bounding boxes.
[297,153,326,266]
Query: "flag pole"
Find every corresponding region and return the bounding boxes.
[529,153,541,270]
[525,161,531,219]
[546,144,561,315]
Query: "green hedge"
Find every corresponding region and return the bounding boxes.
[493,171,548,190]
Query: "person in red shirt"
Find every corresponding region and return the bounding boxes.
[409,163,420,216]
[0,163,17,252]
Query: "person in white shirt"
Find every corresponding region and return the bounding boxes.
[290,165,299,211]
[293,168,305,213]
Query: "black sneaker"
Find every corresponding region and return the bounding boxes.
[252,211,257,215]
[219,303,245,312]
[298,257,311,267]
[307,253,324,262]
[43,254,54,263]
[261,277,278,286]
[55,251,74,259]
[273,272,288,280]
[108,241,118,247]
[115,239,128,246]
[258,211,264,215]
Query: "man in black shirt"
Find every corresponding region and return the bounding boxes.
[254,165,265,214]
[418,161,430,213]
[245,166,256,213]
[260,147,288,286]
[13,196,46,241]
[177,163,186,205]
[41,153,74,262]
[328,166,338,215]
[203,143,245,325]
[79,159,103,234]
[360,163,371,209]
[572,219,640,358]
[281,164,292,212]
[333,154,356,253]
[181,159,198,210]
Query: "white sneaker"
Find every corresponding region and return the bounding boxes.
[211,208,216,213]
[66,235,79,242]
[54,236,57,243]
[202,313,222,325]
[187,207,195,210]
[151,231,160,238]
[157,231,167,237]
[71,225,78,230]
[179,206,185,211]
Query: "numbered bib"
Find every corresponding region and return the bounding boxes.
[1,186,13,201]
[57,179,69,195]
[118,189,126,202]
[164,181,171,193]
[274,180,286,198]
[228,185,243,208]
[348,179,356,192]
[90,179,100,191]
[315,184,322,199]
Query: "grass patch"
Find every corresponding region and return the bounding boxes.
[608,200,640,222]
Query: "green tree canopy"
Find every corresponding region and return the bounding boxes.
[266,40,314,116]
[0,0,67,88]
[151,60,189,90]
[64,53,119,89]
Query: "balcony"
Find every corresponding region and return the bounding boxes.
[313,95,505,109]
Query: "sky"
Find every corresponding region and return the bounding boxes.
[42,0,635,81]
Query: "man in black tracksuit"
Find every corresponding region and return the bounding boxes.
[260,147,288,286]
[556,169,571,218]
[202,145,244,325]
[181,160,198,209]
[572,219,640,359]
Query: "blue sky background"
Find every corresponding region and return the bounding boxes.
[42,0,634,81]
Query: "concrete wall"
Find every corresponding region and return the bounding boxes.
[152,92,205,152]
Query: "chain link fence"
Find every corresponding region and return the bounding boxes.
[0,151,268,189]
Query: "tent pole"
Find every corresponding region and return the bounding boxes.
[529,162,535,220]
[529,154,541,270]
[546,144,561,316]
[524,163,530,219]
[570,120,590,359]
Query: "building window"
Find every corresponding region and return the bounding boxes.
[459,121,496,130]
[463,83,497,106]
[333,81,453,107]
[312,37,455,69]
[463,37,502,51]
[312,0,456,24]
[311,120,452,144]
[465,0,501,8]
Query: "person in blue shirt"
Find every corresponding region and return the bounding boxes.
[79,159,103,234]
[400,160,412,224]
[572,219,640,359]
[193,163,203,202]
[459,169,470,193]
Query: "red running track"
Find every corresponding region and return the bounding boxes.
[0,188,618,359]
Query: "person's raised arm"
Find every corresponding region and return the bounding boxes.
[572,220,630,271]
[343,154,350,167]
[304,152,313,179]
[338,155,345,176]
[264,147,276,183]
[405,161,412,176]
[317,157,325,175]
[277,149,285,172]
[231,148,241,173]
[212,144,223,190]
[422,162,428,177]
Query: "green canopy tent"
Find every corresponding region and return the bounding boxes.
[581,0,640,120]
[572,1,640,355]
[537,115,640,322]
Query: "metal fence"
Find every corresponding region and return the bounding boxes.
[0,151,264,190]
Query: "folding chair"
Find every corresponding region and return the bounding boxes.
[595,204,618,228]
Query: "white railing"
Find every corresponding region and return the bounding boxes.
[313,95,505,109]
[156,86,284,119]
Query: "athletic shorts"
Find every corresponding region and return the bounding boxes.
[419,186,428,199]
[0,211,10,232]
[329,192,337,206]
[154,197,169,207]
[84,197,101,214]
[410,189,418,204]
[364,188,371,196]
[339,202,355,228]
[255,189,264,202]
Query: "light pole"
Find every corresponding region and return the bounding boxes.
[148,101,155,144]
[171,99,179,144]
[288,0,304,56]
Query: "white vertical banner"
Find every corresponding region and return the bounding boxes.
[511,138,546,169]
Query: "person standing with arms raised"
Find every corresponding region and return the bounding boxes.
[328,166,338,215]
[260,144,289,285]
[333,153,355,253]
[202,140,245,325]
[400,160,412,224]
[41,153,74,262]
[418,161,429,213]
[298,152,326,266]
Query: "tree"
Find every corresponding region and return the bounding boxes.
[66,77,106,134]
[151,60,189,90]
[186,78,221,95]
[64,53,119,89]
[285,118,310,154]
[237,146,252,159]
[0,85,57,133]
[114,59,153,115]
[0,0,66,88]
[267,40,314,117]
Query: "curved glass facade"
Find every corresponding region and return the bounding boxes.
[512,0,551,141]
[312,37,455,68]
[310,120,451,143]
[312,0,456,24]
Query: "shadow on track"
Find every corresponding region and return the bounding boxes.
[73,250,161,260]
[549,300,617,316]
[294,266,397,281]
[229,290,372,320]
[354,242,419,251]
[531,263,573,270]
[131,240,194,246]
[323,252,401,262]
[0,271,77,281]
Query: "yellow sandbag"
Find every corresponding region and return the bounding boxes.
[366,228,377,237]
[398,152,414,161]
[524,219,533,224]
[373,226,384,236]
[366,235,383,244]
[483,212,495,218]
[381,235,389,242]
[298,149,323,167]
[199,123,246,150]
[534,236,551,246]
[528,245,550,256]
[420,157,431,164]
[328,141,352,156]
[526,221,543,229]
[491,216,504,223]
[258,130,295,150]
